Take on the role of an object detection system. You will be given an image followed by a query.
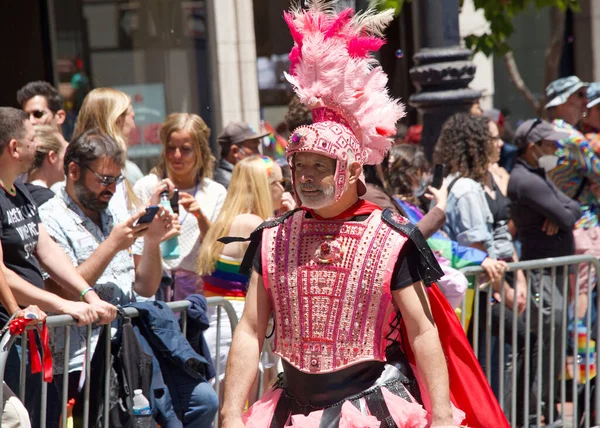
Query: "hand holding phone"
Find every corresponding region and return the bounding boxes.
[427,164,448,212]
[170,189,180,215]
[431,164,445,189]
[133,206,160,226]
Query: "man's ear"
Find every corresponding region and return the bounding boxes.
[347,161,362,184]
[231,144,243,160]
[7,139,19,158]
[67,162,80,181]
[55,109,66,126]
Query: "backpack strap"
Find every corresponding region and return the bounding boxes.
[381,208,444,286]
[218,209,301,277]
[446,176,461,195]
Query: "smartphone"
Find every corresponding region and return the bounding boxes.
[134,206,160,226]
[431,164,445,189]
[170,189,179,215]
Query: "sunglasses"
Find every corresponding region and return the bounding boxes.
[30,110,48,119]
[524,118,542,141]
[84,165,125,186]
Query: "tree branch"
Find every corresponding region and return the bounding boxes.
[543,7,566,91]
[503,51,541,114]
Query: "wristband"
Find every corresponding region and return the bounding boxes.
[192,211,202,220]
[79,287,95,302]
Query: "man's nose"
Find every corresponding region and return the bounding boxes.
[299,174,313,183]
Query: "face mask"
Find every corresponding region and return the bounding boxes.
[538,154,559,173]
[413,177,428,198]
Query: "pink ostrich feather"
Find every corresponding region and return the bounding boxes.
[285,1,405,164]
[348,36,386,58]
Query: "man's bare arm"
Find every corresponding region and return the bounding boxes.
[221,272,272,426]
[35,224,116,324]
[393,282,454,427]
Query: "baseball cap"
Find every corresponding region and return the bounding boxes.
[587,82,600,108]
[217,121,269,146]
[544,76,588,109]
[514,118,569,151]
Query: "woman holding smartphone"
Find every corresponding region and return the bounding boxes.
[135,113,227,300]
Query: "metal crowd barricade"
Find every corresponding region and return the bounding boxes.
[0,297,239,428]
[460,255,600,428]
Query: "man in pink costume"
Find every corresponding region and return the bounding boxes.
[221,2,503,427]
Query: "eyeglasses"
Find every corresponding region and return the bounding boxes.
[166,146,195,157]
[84,165,124,186]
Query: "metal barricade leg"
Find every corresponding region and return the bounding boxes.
[498,275,506,415]
[573,265,582,425]
[19,332,27,404]
[473,275,481,361]
[560,271,570,427]
[40,373,47,428]
[61,325,70,428]
[535,268,544,427]
[82,325,92,428]
[103,325,110,428]
[583,267,594,428]
[523,268,532,428]
[215,305,222,428]
[548,266,557,424]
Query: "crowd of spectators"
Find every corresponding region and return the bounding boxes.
[0,76,599,427]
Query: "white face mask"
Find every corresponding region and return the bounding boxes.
[538,154,559,173]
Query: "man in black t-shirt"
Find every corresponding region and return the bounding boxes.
[0,107,116,326]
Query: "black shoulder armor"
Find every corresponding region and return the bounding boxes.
[381,209,444,286]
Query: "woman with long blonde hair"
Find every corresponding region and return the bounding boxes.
[197,155,286,386]
[134,113,227,300]
[73,87,143,183]
[73,87,147,218]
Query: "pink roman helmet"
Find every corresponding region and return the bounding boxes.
[284,1,405,203]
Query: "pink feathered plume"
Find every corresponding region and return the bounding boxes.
[285,3,404,164]
[324,8,354,40]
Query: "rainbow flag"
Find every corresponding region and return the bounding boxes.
[263,121,288,160]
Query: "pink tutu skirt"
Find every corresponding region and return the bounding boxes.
[243,384,465,427]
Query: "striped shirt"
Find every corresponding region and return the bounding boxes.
[549,119,600,229]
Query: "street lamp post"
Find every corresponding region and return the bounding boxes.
[409,0,481,160]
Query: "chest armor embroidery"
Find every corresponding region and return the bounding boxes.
[262,210,408,373]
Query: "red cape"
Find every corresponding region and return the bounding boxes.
[402,284,509,428]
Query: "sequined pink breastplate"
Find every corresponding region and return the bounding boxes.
[261,210,408,373]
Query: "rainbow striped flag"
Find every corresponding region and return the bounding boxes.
[263,121,288,160]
